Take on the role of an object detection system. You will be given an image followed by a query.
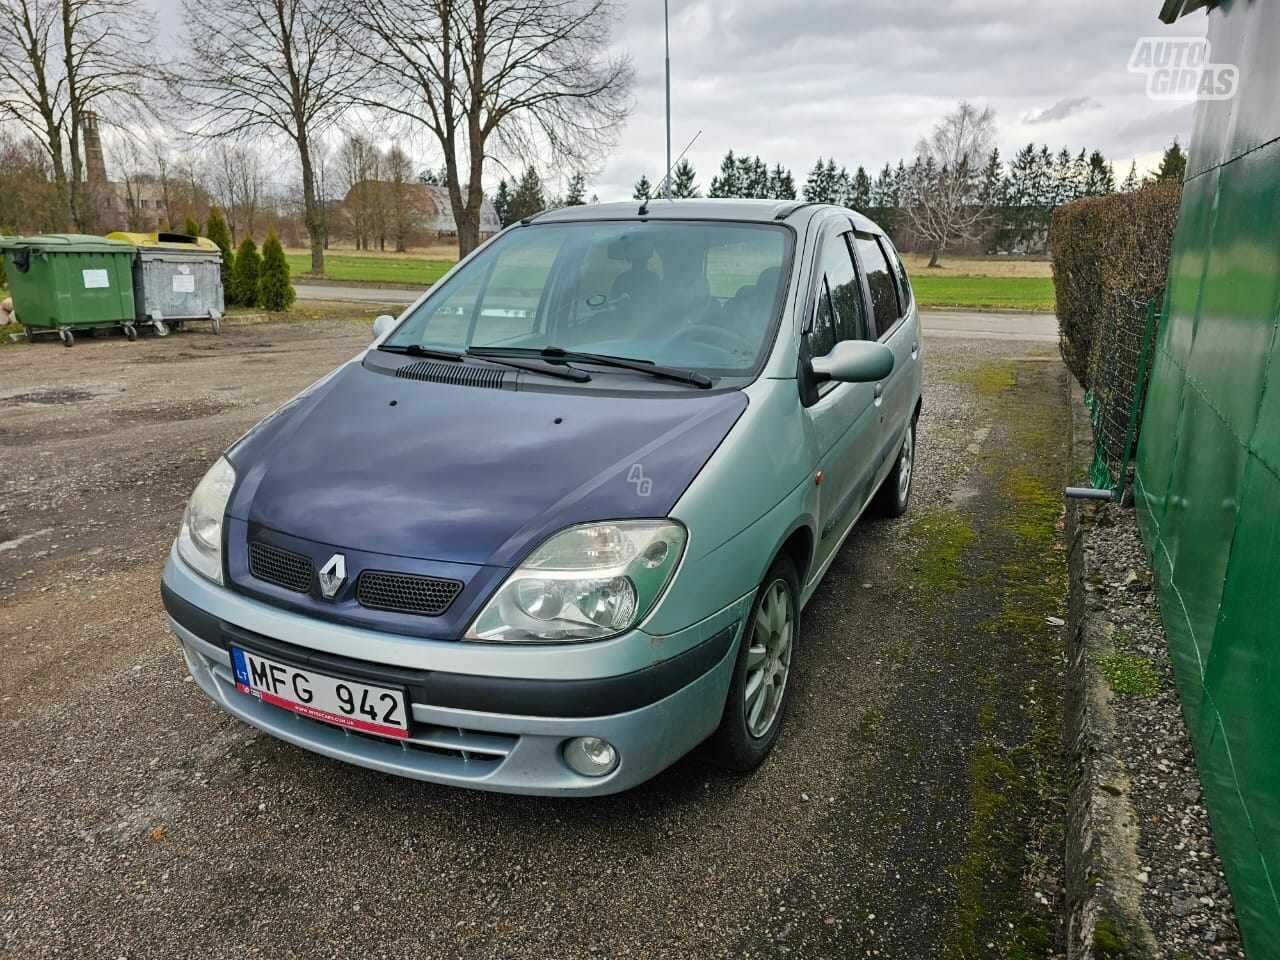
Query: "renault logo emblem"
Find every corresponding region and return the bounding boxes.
[318,554,346,599]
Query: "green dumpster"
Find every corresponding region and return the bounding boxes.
[0,234,137,346]
[106,232,225,336]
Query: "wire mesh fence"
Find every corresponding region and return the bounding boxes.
[1085,296,1162,499]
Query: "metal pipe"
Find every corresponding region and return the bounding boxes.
[1064,487,1116,501]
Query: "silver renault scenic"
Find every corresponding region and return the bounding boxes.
[162,199,923,795]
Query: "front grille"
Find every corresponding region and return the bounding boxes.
[248,541,313,594]
[395,359,507,389]
[356,569,463,617]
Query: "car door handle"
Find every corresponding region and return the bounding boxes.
[874,382,884,400]
[911,341,919,359]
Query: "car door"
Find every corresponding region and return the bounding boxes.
[851,232,918,485]
[802,222,882,569]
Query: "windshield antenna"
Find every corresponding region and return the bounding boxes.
[641,129,702,216]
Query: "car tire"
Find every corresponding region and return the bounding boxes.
[873,416,916,518]
[711,554,800,773]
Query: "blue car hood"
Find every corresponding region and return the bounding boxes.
[226,357,748,567]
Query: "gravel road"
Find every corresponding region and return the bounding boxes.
[0,315,1070,959]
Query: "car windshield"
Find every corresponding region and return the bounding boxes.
[384,220,792,376]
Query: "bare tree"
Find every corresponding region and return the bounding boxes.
[0,0,153,230]
[173,0,364,275]
[907,101,997,268]
[385,143,420,252]
[210,143,266,242]
[335,134,385,250]
[348,0,633,257]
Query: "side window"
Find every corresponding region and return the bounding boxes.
[853,234,901,337]
[828,234,869,341]
[806,230,868,357]
[881,238,913,312]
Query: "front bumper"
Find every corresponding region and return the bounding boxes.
[163,548,747,796]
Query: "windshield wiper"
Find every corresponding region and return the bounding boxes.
[468,346,713,389]
[378,343,464,362]
[380,342,589,382]
[462,349,591,383]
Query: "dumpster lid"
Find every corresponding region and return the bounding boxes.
[106,231,220,252]
[0,233,136,253]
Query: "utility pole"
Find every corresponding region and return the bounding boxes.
[664,0,672,198]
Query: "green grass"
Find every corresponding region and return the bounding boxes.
[910,275,1056,313]
[287,254,454,287]
[283,252,1058,313]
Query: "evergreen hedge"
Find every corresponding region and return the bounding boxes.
[231,237,262,309]
[1048,180,1183,388]
[206,209,234,301]
[258,232,295,312]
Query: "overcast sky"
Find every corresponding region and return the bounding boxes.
[147,0,1205,201]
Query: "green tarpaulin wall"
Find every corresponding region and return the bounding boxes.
[1135,0,1280,955]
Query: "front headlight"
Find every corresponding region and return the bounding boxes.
[466,521,687,643]
[176,457,236,585]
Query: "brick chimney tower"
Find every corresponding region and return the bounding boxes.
[83,111,108,185]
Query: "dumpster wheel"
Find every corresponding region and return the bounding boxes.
[212,315,222,335]
[124,323,137,342]
[59,328,74,348]
[154,320,169,337]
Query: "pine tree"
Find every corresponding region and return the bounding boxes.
[709,151,740,198]
[257,232,295,312]
[493,180,512,227]
[831,164,851,206]
[205,208,235,293]
[766,164,796,200]
[671,159,699,198]
[1121,161,1140,193]
[1153,140,1186,182]
[231,237,262,309]
[1086,150,1116,195]
[508,167,546,221]
[183,216,201,238]
[850,166,873,210]
[1053,148,1075,206]
[565,173,587,206]
[803,158,834,202]
[632,174,653,201]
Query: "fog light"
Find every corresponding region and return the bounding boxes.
[563,736,619,777]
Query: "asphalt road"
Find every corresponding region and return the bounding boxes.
[0,317,1070,959]
[292,282,1060,343]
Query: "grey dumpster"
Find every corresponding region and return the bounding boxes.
[107,232,224,335]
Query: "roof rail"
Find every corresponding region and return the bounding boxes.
[520,210,550,226]
[773,201,822,220]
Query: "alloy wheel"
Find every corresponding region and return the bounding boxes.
[744,579,794,738]
[898,423,915,504]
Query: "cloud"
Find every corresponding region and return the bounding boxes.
[1022,97,1103,125]
[141,0,1208,199]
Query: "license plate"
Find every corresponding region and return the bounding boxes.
[230,647,409,740]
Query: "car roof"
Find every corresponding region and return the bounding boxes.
[529,198,886,235]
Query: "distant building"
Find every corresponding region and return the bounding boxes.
[82,112,191,233]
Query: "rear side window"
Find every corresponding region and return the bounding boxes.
[882,238,913,310]
[853,234,901,337]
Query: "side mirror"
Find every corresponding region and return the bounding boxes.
[810,340,895,384]
[372,314,397,340]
